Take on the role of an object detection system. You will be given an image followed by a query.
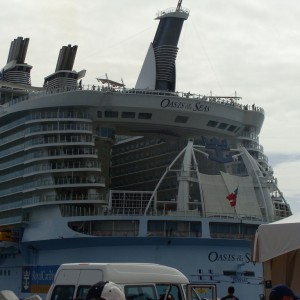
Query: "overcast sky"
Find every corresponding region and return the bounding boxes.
[1,0,299,214]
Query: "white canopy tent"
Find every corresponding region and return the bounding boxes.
[252,212,300,297]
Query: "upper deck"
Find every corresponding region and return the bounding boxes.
[0,83,265,138]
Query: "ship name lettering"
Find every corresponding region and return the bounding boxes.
[160,99,209,112]
[208,251,250,263]
[245,253,251,263]
[193,102,210,112]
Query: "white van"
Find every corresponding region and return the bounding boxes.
[45,263,217,300]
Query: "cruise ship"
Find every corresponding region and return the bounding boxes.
[0,1,291,299]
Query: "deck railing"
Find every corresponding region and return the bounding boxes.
[0,84,264,114]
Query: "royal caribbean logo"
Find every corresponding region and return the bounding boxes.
[22,265,59,293]
[22,266,31,292]
[202,137,233,163]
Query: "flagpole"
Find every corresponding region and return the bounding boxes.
[236,184,239,216]
[234,184,239,218]
[234,206,238,217]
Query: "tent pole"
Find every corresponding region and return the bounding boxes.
[263,260,272,300]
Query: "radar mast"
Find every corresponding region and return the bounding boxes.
[176,0,183,11]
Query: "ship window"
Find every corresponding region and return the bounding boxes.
[207,120,218,127]
[223,271,237,276]
[190,222,202,237]
[210,222,238,238]
[148,221,201,238]
[174,116,188,123]
[105,111,118,118]
[210,222,258,239]
[227,125,237,132]
[138,112,152,119]
[243,271,255,277]
[100,128,115,139]
[97,111,102,118]
[234,127,240,133]
[122,112,136,118]
[218,123,228,129]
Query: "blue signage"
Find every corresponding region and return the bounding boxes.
[22,265,59,293]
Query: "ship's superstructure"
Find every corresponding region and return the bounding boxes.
[0,2,292,300]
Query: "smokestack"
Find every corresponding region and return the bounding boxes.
[135,1,189,91]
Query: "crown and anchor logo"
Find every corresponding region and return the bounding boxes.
[202,137,233,163]
[22,268,31,292]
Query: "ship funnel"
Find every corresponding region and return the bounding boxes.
[55,45,78,71]
[7,36,29,64]
[44,44,86,90]
[1,37,32,85]
[135,3,189,91]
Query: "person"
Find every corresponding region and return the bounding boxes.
[159,294,174,300]
[269,284,297,300]
[85,281,126,300]
[221,286,239,300]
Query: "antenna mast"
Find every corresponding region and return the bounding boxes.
[176,0,182,11]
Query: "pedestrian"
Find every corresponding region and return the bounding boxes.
[221,286,239,300]
[269,284,297,300]
[85,281,126,300]
[159,294,174,300]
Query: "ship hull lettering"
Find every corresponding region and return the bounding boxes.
[160,98,210,112]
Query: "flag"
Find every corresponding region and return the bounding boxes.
[226,187,238,207]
